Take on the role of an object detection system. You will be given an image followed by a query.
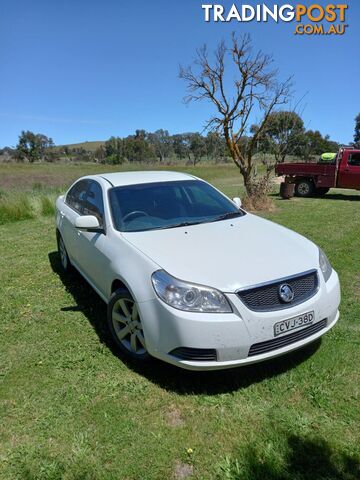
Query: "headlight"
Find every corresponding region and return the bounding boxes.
[151,270,232,313]
[319,248,332,282]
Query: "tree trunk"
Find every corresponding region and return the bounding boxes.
[243,173,254,198]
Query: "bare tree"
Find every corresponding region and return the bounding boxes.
[179,34,292,203]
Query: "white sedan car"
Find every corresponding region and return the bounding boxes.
[55,171,340,370]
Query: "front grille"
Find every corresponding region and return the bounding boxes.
[237,270,319,311]
[169,347,217,362]
[248,318,327,357]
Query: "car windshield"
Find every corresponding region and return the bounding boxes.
[109,180,245,232]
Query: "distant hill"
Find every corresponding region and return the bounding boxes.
[57,141,105,152]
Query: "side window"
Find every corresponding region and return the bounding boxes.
[82,181,105,224]
[348,153,360,167]
[66,180,89,214]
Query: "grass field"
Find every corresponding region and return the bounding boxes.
[0,163,359,480]
[0,163,244,227]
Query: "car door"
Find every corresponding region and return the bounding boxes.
[338,152,360,189]
[59,179,90,267]
[75,180,111,296]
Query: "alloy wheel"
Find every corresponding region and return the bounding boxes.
[111,298,147,355]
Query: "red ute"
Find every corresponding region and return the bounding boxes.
[275,147,360,197]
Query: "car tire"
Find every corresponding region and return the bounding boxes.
[57,233,72,272]
[295,180,314,197]
[315,187,330,196]
[107,289,150,362]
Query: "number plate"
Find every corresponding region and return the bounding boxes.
[274,311,314,337]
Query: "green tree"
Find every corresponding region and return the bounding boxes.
[172,134,190,160]
[94,145,106,163]
[354,113,360,146]
[123,131,156,162]
[104,136,124,164]
[16,130,54,163]
[148,129,173,162]
[252,111,305,163]
[322,134,339,153]
[299,130,339,159]
[205,131,227,162]
[189,133,206,165]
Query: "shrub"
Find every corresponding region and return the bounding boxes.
[0,195,35,224]
[105,154,126,165]
[242,194,275,212]
[40,196,55,216]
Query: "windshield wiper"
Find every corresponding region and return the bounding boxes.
[130,213,242,232]
[209,211,243,223]
[125,220,205,232]
[151,213,242,230]
[156,220,204,230]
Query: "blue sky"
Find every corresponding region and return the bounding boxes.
[1,0,359,147]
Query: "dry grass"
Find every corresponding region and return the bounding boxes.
[242,194,276,212]
[173,461,194,479]
[165,406,185,427]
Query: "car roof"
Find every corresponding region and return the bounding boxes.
[91,170,197,187]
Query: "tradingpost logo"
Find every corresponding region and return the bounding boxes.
[202,3,349,35]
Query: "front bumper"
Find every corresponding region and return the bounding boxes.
[138,269,340,370]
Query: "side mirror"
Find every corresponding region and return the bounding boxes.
[75,215,104,233]
[232,197,242,208]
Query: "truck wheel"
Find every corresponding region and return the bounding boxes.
[295,180,314,197]
[315,187,330,196]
